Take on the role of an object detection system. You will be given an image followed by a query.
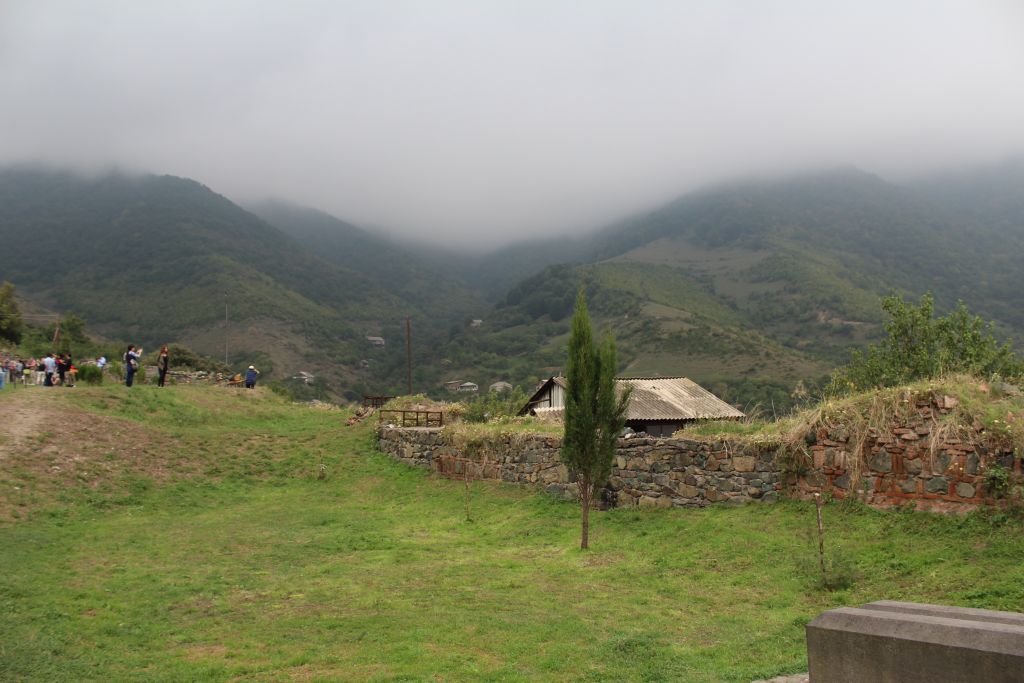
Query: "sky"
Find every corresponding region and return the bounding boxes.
[2,1,1023,248]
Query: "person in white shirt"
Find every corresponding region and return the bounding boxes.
[42,354,57,387]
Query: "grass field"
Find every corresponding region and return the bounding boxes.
[2,385,1023,682]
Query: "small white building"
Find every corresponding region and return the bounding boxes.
[292,371,316,385]
[366,336,385,348]
[470,319,483,328]
[457,381,479,393]
[489,381,513,393]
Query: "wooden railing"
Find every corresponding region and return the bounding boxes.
[378,409,444,428]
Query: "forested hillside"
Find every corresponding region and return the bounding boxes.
[4,161,1024,409]
[249,200,484,320]
[0,168,446,395]
[440,164,1024,409]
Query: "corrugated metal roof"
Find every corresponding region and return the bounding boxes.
[519,375,744,422]
[532,406,565,421]
[617,376,745,422]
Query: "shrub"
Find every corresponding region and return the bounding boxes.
[832,295,1022,392]
[462,386,528,423]
[157,344,228,373]
[76,364,103,385]
[985,464,1012,499]
[106,361,123,381]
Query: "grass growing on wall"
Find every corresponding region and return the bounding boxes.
[687,374,1024,449]
[1,385,1023,682]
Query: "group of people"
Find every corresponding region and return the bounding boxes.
[121,346,259,388]
[0,353,78,388]
[121,345,177,387]
[0,346,261,390]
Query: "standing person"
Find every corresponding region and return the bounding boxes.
[244,365,260,389]
[56,353,69,386]
[124,345,142,387]
[157,346,169,387]
[42,353,57,387]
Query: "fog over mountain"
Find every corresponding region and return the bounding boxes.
[2,1,1023,248]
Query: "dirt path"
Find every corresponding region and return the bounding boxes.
[0,388,53,457]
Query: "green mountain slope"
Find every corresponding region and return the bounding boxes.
[0,167,417,388]
[439,164,1024,410]
[249,200,484,326]
[6,161,1024,410]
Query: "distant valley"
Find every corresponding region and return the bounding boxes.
[2,159,1024,409]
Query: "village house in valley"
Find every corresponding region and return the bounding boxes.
[519,376,744,437]
[443,379,481,393]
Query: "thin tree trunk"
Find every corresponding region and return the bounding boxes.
[580,479,591,550]
[464,458,471,522]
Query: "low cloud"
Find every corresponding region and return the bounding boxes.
[2,1,1023,247]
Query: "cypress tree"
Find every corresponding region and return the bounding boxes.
[562,289,630,549]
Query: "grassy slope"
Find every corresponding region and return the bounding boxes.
[590,261,830,384]
[1,386,1023,682]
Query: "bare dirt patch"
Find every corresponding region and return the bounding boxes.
[0,389,188,522]
[0,389,49,454]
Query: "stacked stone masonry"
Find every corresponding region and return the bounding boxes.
[793,394,1022,513]
[379,393,1021,513]
[378,428,780,508]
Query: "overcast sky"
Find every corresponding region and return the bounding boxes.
[2,1,1023,248]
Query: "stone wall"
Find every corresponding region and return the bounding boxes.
[792,393,1022,513]
[378,392,1022,513]
[377,427,780,508]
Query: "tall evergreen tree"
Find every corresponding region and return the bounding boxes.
[562,290,630,549]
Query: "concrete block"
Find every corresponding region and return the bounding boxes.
[807,600,1024,682]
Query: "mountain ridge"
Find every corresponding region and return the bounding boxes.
[4,160,1024,408]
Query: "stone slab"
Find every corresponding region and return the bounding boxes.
[807,601,1024,682]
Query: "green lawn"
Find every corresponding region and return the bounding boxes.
[2,386,1023,682]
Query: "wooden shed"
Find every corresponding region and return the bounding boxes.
[518,376,744,436]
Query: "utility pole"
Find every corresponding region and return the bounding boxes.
[405,316,413,395]
[224,296,229,367]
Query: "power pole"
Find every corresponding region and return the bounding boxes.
[405,317,413,395]
[224,297,229,366]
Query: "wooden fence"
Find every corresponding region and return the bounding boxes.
[362,395,396,409]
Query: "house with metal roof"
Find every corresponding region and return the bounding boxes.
[518,376,744,437]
